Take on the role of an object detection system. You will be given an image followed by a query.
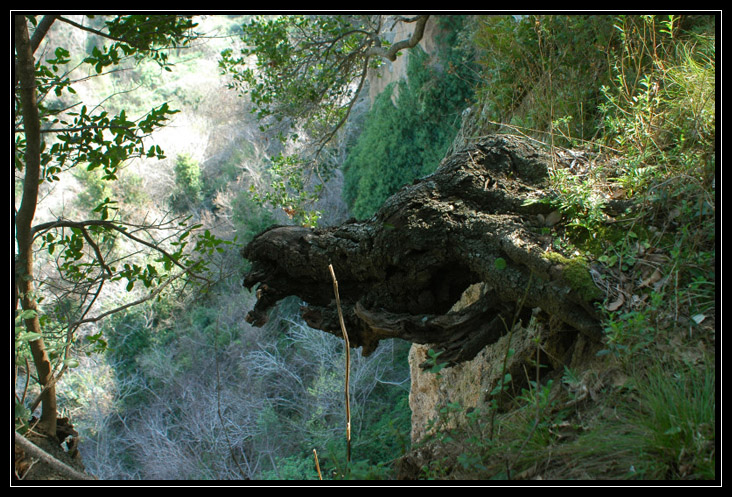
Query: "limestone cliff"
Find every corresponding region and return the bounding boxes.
[365,15,444,106]
[407,284,602,445]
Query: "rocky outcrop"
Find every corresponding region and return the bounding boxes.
[407,282,602,445]
[366,15,444,105]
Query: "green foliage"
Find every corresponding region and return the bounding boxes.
[170,153,203,211]
[17,15,196,185]
[258,453,321,480]
[476,13,715,364]
[489,372,512,398]
[598,15,715,183]
[586,16,716,367]
[18,15,206,311]
[598,16,714,160]
[230,189,276,245]
[27,102,174,186]
[219,15,400,223]
[249,154,322,227]
[14,310,43,367]
[546,167,609,237]
[12,16,250,447]
[631,360,716,479]
[221,16,475,222]
[81,15,198,72]
[472,15,615,143]
[354,392,412,465]
[343,40,474,219]
[220,15,381,141]
[101,296,176,378]
[327,452,393,481]
[527,358,715,480]
[424,348,449,375]
[73,166,113,213]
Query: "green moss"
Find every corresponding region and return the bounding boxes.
[571,224,621,257]
[542,251,603,301]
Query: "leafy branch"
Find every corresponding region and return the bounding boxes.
[219,15,431,221]
[13,14,208,439]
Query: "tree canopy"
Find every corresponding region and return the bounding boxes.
[220,15,429,148]
[218,15,431,223]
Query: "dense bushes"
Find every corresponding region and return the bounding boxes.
[471,15,617,144]
[342,18,475,219]
[169,153,203,212]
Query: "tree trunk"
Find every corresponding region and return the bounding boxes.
[242,135,606,366]
[14,15,57,437]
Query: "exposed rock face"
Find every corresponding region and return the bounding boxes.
[406,281,601,444]
[408,328,534,444]
[366,15,443,105]
[406,282,528,444]
[242,135,607,370]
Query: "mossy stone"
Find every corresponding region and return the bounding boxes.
[542,251,603,301]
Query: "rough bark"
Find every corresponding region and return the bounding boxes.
[366,15,430,62]
[242,135,605,366]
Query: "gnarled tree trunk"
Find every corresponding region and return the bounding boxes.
[242,135,607,366]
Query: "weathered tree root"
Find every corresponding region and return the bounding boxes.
[242,135,606,367]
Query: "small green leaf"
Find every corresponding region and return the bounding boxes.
[427,348,442,359]
[17,332,43,342]
[494,257,507,271]
[429,363,447,374]
[664,426,682,436]
[15,402,31,420]
[17,309,38,320]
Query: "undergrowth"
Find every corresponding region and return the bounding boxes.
[409,14,716,481]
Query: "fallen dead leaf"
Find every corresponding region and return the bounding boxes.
[639,268,663,288]
[606,293,625,311]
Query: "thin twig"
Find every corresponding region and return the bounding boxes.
[69,268,187,328]
[328,264,351,465]
[313,448,323,480]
